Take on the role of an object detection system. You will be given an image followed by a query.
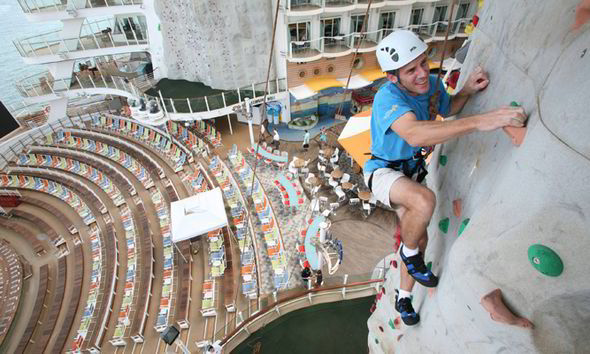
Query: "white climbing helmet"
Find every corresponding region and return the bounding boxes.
[376,30,428,72]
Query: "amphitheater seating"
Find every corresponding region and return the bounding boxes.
[152,189,175,333]
[52,132,155,190]
[17,153,125,206]
[200,279,217,317]
[0,175,95,225]
[192,120,222,147]
[30,147,138,196]
[53,243,84,352]
[227,152,288,290]
[90,115,189,172]
[167,121,208,155]
[70,224,103,351]
[130,201,155,343]
[111,204,139,343]
[0,240,23,345]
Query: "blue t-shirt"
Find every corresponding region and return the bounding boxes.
[364,75,451,174]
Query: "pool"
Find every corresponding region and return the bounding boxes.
[231,296,372,354]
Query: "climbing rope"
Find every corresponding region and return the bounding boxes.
[248,0,281,202]
[335,0,373,118]
[429,0,458,121]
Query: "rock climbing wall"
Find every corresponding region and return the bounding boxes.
[368,1,590,353]
[155,0,274,89]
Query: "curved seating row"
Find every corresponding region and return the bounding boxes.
[90,115,190,172]
[111,204,139,344]
[129,201,155,343]
[17,153,125,206]
[55,243,84,352]
[30,146,138,197]
[273,173,304,208]
[226,150,261,298]
[0,175,95,225]
[166,121,209,156]
[0,240,22,345]
[227,153,288,290]
[70,224,103,351]
[152,189,175,332]
[52,132,155,190]
[191,120,222,147]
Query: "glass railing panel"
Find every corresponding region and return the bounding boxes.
[206,94,225,111]
[325,0,354,6]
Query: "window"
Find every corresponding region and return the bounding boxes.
[410,8,424,25]
[457,3,470,19]
[321,18,341,37]
[289,22,310,42]
[379,11,396,38]
[351,14,367,34]
[434,5,448,33]
[433,6,448,23]
[289,21,311,52]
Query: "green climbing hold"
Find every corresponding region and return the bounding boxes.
[458,218,470,236]
[510,101,520,107]
[439,155,448,166]
[427,261,432,271]
[438,217,450,234]
[375,338,379,344]
[528,244,564,277]
[389,318,395,330]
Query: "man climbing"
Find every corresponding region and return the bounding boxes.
[365,30,527,326]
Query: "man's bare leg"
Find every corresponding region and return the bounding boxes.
[389,177,436,250]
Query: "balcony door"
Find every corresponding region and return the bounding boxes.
[433,5,448,33]
[457,2,470,19]
[350,14,367,34]
[321,18,342,49]
[379,11,396,40]
[289,21,311,52]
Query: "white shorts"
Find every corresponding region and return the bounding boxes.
[363,168,406,208]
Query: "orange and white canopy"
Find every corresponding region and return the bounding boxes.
[337,109,372,168]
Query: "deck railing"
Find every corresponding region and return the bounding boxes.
[17,0,142,14]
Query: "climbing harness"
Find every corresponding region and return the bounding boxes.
[366,149,429,192]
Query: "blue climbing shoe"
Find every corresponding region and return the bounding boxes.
[395,290,420,326]
[400,246,439,288]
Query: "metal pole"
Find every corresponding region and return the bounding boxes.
[186,98,193,114]
[222,92,233,135]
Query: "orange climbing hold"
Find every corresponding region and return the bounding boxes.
[453,199,462,217]
[503,126,527,146]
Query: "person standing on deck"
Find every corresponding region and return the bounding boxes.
[302,130,310,151]
[365,30,527,326]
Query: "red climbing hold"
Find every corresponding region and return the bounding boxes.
[473,14,479,26]
[377,292,383,301]
[392,260,398,269]
[381,287,386,295]
[370,304,376,313]
[394,317,401,327]
[453,199,462,218]
[393,224,402,253]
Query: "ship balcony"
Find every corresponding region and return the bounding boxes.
[285,0,387,15]
[15,69,151,103]
[13,18,148,65]
[408,18,470,43]
[288,29,381,62]
[16,0,142,15]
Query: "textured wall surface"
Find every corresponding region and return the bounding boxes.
[367,1,590,353]
[155,0,274,90]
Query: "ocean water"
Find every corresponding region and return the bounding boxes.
[0,0,60,109]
